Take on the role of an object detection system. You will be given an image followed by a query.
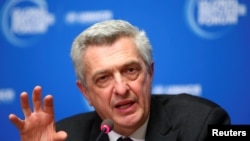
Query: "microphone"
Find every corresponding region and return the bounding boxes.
[95,119,114,141]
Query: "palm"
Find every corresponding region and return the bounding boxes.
[20,111,54,140]
[9,86,67,141]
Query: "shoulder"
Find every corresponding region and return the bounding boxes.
[56,111,99,128]
[56,112,96,126]
[56,111,101,141]
[150,93,230,140]
[152,93,223,110]
[151,93,230,124]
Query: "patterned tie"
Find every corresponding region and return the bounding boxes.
[117,137,133,141]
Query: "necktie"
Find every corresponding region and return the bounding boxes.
[117,137,133,141]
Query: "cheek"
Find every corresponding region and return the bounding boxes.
[136,74,152,104]
[88,87,113,107]
[130,74,152,100]
[136,73,152,93]
[88,89,113,119]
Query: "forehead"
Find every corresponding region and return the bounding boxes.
[83,37,143,73]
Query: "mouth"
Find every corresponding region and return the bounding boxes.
[115,102,134,109]
[114,100,136,114]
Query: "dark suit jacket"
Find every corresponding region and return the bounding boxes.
[56,94,230,141]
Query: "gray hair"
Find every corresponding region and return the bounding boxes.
[70,19,153,87]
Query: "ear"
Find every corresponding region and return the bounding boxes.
[76,80,93,106]
[150,62,154,79]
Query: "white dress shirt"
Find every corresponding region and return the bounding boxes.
[108,116,149,141]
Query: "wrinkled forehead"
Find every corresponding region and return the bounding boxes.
[82,37,143,74]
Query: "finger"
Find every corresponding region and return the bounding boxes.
[9,114,24,130]
[54,131,68,141]
[32,85,42,112]
[20,92,32,117]
[43,95,54,114]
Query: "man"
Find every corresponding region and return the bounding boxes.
[9,20,230,141]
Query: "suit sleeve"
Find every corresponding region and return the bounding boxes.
[198,106,231,140]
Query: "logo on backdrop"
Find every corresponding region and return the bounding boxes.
[1,0,55,47]
[65,10,113,25]
[0,88,15,104]
[185,0,247,39]
[152,84,202,96]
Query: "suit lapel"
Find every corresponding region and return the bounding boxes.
[88,114,110,141]
[145,95,180,141]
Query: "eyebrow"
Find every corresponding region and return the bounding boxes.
[122,60,141,68]
[91,60,141,80]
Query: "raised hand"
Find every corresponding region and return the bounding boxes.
[9,86,67,141]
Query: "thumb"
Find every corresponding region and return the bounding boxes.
[54,131,67,141]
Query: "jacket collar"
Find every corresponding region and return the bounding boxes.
[145,95,180,141]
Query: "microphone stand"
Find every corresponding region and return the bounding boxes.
[95,128,106,141]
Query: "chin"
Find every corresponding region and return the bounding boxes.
[117,113,144,128]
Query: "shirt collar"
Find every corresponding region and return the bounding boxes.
[108,116,149,141]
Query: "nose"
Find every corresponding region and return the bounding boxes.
[113,73,128,96]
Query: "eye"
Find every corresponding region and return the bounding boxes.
[123,65,140,80]
[126,67,137,74]
[95,75,111,87]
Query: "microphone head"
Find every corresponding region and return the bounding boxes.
[100,119,114,134]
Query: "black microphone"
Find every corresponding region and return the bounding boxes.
[95,119,114,141]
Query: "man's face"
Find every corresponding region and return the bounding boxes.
[77,37,154,135]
